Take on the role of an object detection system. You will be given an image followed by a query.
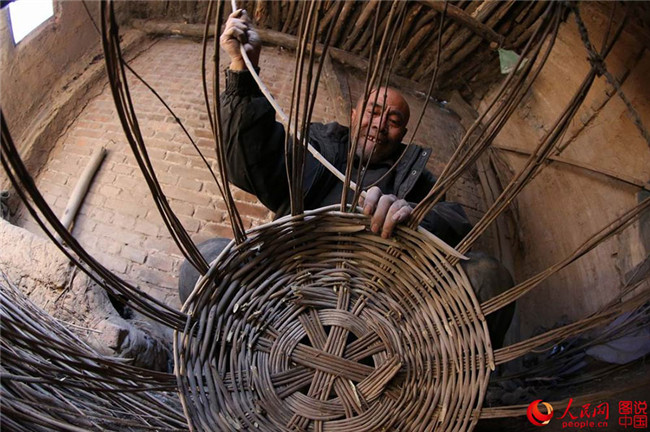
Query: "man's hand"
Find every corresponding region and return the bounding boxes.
[220,9,261,71]
[362,186,413,238]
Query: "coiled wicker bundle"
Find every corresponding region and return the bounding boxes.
[175,206,493,431]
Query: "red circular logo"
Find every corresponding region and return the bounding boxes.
[527,400,554,426]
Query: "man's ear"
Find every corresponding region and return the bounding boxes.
[350,107,357,125]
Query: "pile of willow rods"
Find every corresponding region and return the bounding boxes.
[0,273,187,432]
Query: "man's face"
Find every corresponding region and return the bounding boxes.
[350,87,410,165]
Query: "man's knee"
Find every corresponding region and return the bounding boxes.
[461,251,515,349]
[461,252,513,302]
[178,237,231,304]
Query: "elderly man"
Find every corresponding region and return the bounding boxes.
[179,9,515,348]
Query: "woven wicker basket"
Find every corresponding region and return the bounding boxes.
[175,206,493,431]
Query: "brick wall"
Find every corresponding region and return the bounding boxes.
[16,36,488,309]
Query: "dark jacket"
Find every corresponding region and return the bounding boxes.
[220,69,472,246]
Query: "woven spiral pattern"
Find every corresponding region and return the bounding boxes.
[175,207,493,431]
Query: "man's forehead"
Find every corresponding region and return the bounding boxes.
[357,88,408,111]
[357,88,410,120]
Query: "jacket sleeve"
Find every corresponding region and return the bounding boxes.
[407,170,473,247]
[220,69,289,213]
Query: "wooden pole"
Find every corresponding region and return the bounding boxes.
[59,146,107,233]
[418,0,505,46]
[130,20,443,97]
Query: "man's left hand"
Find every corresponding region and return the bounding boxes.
[361,186,412,238]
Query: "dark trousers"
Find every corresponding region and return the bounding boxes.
[178,240,515,349]
[460,251,515,349]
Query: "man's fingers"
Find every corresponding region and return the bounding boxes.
[382,202,411,238]
[227,18,260,48]
[222,22,243,41]
[362,186,382,216]
[232,27,245,40]
[231,21,248,32]
[362,188,412,238]
[370,194,396,234]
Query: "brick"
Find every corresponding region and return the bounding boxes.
[140,128,155,138]
[178,177,202,192]
[148,159,176,173]
[194,128,213,139]
[93,170,117,185]
[155,172,178,186]
[170,164,216,182]
[94,222,143,246]
[187,154,217,170]
[71,128,104,139]
[154,131,174,140]
[194,205,224,223]
[94,251,129,274]
[198,176,217,193]
[180,143,208,156]
[54,195,69,209]
[103,198,149,217]
[146,252,176,272]
[134,266,176,290]
[72,120,100,130]
[142,113,167,122]
[164,186,211,205]
[74,224,103,247]
[86,113,113,123]
[112,163,135,175]
[107,153,129,164]
[232,188,259,203]
[114,174,140,190]
[235,201,271,220]
[168,199,195,216]
[99,185,122,198]
[142,236,179,255]
[177,215,200,233]
[202,222,236,239]
[134,218,160,236]
[72,214,97,233]
[146,138,182,152]
[38,182,71,198]
[84,192,106,208]
[88,207,114,223]
[143,209,164,226]
[112,213,136,229]
[121,245,147,264]
[146,148,166,161]
[63,142,97,156]
[250,218,268,228]
[165,152,189,165]
[98,237,124,255]
[192,231,232,245]
[240,216,254,229]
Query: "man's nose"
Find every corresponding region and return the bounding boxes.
[373,111,389,133]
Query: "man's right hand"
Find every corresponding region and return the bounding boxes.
[220,9,261,71]
[362,186,413,239]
